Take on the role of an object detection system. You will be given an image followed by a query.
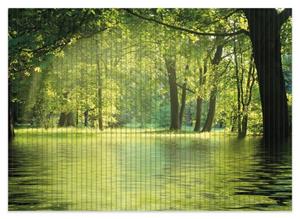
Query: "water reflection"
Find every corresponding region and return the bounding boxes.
[9,145,71,210]
[9,133,292,210]
[232,141,292,210]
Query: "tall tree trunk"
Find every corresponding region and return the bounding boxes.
[233,34,243,136]
[76,110,79,126]
[9,104,15,141]
[97,86,103,130]
[201,42,223,132]
[186,106,193,126]
[165,57,180,130]
[84,110,89,127]
[244,9,291,145]
[8,78,15,140]
[179,80,187,128]
[230,112,237,132]
[202,88,217,132]
[95,37,103,130]
[239,115,248,138]
[194,97,203,131]
[233,30,256,138]
[194,64,206,132]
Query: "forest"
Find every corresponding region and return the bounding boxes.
[9,9,292,145]
[8,8,293,211]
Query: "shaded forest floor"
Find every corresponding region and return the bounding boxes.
[13,127,263,139]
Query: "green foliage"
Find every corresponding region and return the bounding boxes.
[9,9,292,136]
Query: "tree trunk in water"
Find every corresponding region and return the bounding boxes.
[165,57,180,130]
[233,35,242,137]
[194,97,203,132]
[179,81,187,128]
[202,88,217,132]
[244,9,290,145]
[239,115,248,138]
[231,113,237,132]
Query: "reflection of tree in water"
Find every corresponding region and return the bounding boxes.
[9,143,70,211]
[232,141,292,210]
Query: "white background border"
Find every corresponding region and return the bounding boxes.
[0,1,298,219]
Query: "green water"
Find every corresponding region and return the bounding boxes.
[9,129,292,211]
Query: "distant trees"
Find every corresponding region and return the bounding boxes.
[8,9,118,138]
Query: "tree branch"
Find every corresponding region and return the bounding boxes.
[279,8,292,27]
[176,83,195,94]
[125,9,248,37]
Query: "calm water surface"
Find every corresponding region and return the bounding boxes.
[9,131,292,210]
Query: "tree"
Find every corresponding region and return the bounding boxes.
[9,9,291,143]
[8,9,117,138]
[202,41,224,132]
[95,36,104,130]
[193,59,207,132]
[232,35,256,138]
[179,78,187,128]
[243,9,291,144]
[127,8,292,143]
[165,55,180,130]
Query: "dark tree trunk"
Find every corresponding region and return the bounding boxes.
[84,110,89,127]
[165,57,180,130]
[233,32,256,138]
[8,79,15,141]
[9,104,15,141]
[194,97,203,132]
[186,106,193,126]
[65,112,75,126]
[202,89,217,132]
[58,112,75,127]
[179,80,187,128]
[98,86,103,130]
[76,111,79,126]
[239,115,248,138]
[58,112,66,127]
[201,43,223,132]
[233,34,242,136]
[244,9,291,145]
[231,113,237,132]
[194,64,206,132]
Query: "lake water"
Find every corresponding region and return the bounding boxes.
[9,130,292,211]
